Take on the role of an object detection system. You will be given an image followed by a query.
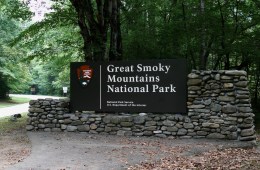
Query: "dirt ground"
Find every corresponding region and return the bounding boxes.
[1,131,259,170]
[0,129,31,170]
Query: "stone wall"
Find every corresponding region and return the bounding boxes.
[26,70,256,142]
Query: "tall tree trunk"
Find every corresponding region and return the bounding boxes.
[199,0,207,70]
[182,2,197,70]
[109,0,122,61]
[217,0,230,70]
[70,0,122,61]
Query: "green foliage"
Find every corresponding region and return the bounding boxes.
[0,0,32,20]
[0,0,32,98]
[1,0,259,107]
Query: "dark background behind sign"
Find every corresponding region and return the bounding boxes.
[70,59,187,113]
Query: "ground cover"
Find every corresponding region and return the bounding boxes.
[0,97,31,108]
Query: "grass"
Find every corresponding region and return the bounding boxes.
[0,96,31,108]
[0,113,28,134]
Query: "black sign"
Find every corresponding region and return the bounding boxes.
[70,59,187,113]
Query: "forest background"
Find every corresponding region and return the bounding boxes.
[0,0,259,118]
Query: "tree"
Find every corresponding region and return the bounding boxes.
[0,0,31,98]
[69,0,122,61]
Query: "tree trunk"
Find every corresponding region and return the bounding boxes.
[70,0,122,61]
[199,0,207,70]
[109,0,122,61]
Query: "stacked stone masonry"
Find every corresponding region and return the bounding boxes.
[26,70,256,141]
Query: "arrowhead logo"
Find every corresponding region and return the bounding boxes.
[77,65,93,87]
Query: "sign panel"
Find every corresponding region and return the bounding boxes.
[70,59,187,113]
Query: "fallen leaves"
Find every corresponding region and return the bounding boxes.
[0,129,31,170]
[128,147,260,170]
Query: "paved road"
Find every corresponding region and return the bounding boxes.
[0,94,62,118]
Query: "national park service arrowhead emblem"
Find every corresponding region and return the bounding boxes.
[77,65,93,87]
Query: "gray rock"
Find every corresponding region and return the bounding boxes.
[45,124,56,128]
[96,128,105,132]
[221,76,232,80]
[177,128,187,135]
[196,131,208,136]
[145,121,157,126]
[61,125,67,130]
[197,109,212,114]
[238,107,252,113]
[63,119,72,124]
[184,123,194,129]
[134,132,144,136]
[77,125,90,132]
[161,126,167,131]
[187,79,202,86]
[202,123,220,128]
[144,126,157,131]
[211,119,224,124]
[52,119,58,124]
[188,73,200,79]
[235,81,247,87]
[207,133,225,139]
[139,113,147,116]
[230,113,253,117]
[211,103,222,112]
[117,130,127,136]
[174,114,184,121]
[71,120,83,126]
[120,122,133,127]
[223,83,234,88]
[222,104,237,113]
[239,135,256,141]
[167,126,178,132]
[29,100,37,105]
[153,130,162,134]
[227,132,238,140]
[38,124,45,129]
[211,84,220,89]
[155,134,167,138]
[44,128,51,132]
[241,128,255,137]
[143,131,153,136]
[120,116,133,122]
[42,101,51,106]
[244,117,254,124]
[28,108,44,113]
[175,123,183,128]
[63,114,71,119]
[134,116,146,124]
[110,117,120,124]
[105,126,112,132]
[218,96,235,102]
[90,124,98,130]
[215,74,220,80]
[188,105,205,109]
[188,86,201,91]
[225,70,246,76]
[67,125,77,132]
[162,120,175,126]
[203,99,212,106]
[103,116,111,123]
